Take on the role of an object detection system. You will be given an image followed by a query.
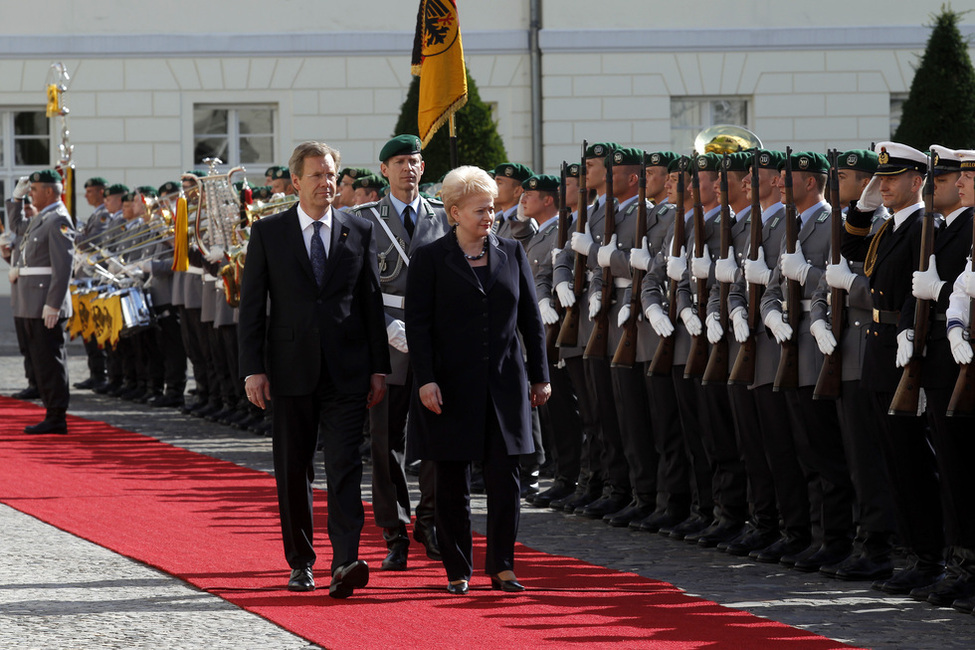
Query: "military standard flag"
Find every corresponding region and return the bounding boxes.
[412,0,468,147]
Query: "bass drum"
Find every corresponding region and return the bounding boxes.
[118,286,155,337]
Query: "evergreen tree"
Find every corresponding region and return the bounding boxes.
[893,6,975,149]
[392,71,508,181]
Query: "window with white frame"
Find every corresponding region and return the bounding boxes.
[193,105,276,173]
[670,97,750,153]
[889,94,908,139]
[0,108,52,224]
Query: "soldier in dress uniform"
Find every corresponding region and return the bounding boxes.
[5,176,40,399]
[92,183,129,395]
[337,167,373,210]
[73,177,110,390]
[10,169,75,433]
[352,174,387,207]
[841,141,945,595]
[269,166,296,197]
[492,162,537,246]
[355,134,447,570]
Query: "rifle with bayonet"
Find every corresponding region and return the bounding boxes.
[648,161,685,376]
[813,149,844,400]
[612,156,647,368]
[702,154,731,384]
[557,140,588,348]
[546,161,571,362]
[729,149,762,385]
[773,147,800,391]
[889,153,936,415]
[584,150,615,359]
[947,212,975,416]
[684,157,708,378]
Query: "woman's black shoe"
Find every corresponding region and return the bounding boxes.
[446,580,469,595]
[490,575,525,592]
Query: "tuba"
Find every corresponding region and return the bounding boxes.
[694,125,763,155]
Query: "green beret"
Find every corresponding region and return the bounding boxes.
[158,181,180,195]
[380,134,422,162]
[694,153,721,173]
[566,162,582,178]
[667,156,691,173]
[646,151,679,169]
[836,149,879,174]
[264,166,278,177]
[84,176,108,188]
[269,166,290,181]
[789,151,829,174]
[122,191,136,202]
[522,174,560,192]
[493,162,534,182]
[136,185,158,198]
[186,169,207,178]
[29,169,61,183]
[752,150,786,171]
[720,152,751,173]
[252,186,274,201]
[104,183,130,197]
[341,167,373,182]
[586,142,620,160]
[608,147,644,166]
[353,175,387,191]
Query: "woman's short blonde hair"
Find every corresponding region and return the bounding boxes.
[441,165,498,224]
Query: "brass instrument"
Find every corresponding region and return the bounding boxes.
[247,193,298,223]
[694,125,763,155]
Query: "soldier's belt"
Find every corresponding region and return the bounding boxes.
[781,299,812,312]
[203,273,218,282]
[872,309,900,324]
[18,266,53,276]
[382,294,405,309]
[185,267,203,275]
[613,277,632,289]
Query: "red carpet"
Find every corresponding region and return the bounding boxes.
[0,397,858,649]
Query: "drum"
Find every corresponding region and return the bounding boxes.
[118,286,155,337]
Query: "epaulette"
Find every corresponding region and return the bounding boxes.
[424,197,444,206]
[352,200,381,215]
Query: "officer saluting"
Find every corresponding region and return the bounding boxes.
[10,169,75,434]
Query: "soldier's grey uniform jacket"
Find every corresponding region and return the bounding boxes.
[495,204,537,248]
[12,200,74,319]
[354,194,449,385]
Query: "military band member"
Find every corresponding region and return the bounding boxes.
[492,162,537,246]
[92,183,130,395]
[352,174,387,207]
[357,134,447,569]
[268,165,295,197]
[11,169,75,433]
[337,167,373,209]
[842,141,945,595]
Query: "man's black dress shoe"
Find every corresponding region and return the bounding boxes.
[553,489,598,514]
[24,413,68,435]
[752,536,810,564]
[381,543,409,571]
[414,525,442,561]
[447,580,469,595]
[329,560,369,599]
[491,575,525,592]
[73,377,97,390]
[12,386,40,400]
[822,552,893,581]
[531,481,575,508]
[793,542,851,572]
[666,514,711,540]
[577,495,627,519]
[630,510,685,533]
[722,528,780,556]
[287,566,314,592]
[148,392,184,408]
[696,521,745,548]
[605,503,654,528]
[874,564,944,595]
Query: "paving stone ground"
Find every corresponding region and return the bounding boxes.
[2,352,974,649]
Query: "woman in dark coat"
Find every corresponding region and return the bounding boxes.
[405,165,550,595]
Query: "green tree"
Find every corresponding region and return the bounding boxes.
[392,70,508,181]
[893,6,975,149]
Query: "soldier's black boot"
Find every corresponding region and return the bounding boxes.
[24,408,68,435]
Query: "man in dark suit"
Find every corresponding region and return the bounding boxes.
[238,141,391,599]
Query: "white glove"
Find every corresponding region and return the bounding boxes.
[629,237,651,271]
[912,254,945,301]
[810,318,837,356]
[691,244,712,280]
[386,319,409,353]
[596,234,617,268]
[588,292,601,321]
[570,230,594,256]
[764,310,793,343]
[856,175,883,212]
[730,306,749,342]
[617,303,631,328]
[8,267,19,283]
[895,329,914,368]
[715,249,740,283]
[125,264,144,278]
[780,241,812,284]
[743,247,772,286]
[555,281,576,308]
[666,246,687,281]
[139,261,152,275]
[205,245,226,264]
[680,307,702,336]
[645,303,674,337]
[0,232,13,248]
[538,298,559,325]
[825,256,857,292]
[515,200,530,222]
[42,304,59,329]
[12,176,30,200]
[705,312,723,344]
[948,327,973,365]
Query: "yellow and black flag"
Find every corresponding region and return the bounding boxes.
[412,0,468,147]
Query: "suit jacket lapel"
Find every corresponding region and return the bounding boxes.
[320,210,350,292]
[444,231,482,291]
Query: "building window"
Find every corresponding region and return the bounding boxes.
[0,108,52,224]
[670,97,750,153]
[889,94,908,139]
[193,105,275,172]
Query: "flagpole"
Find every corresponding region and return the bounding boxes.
[449,114,458,168]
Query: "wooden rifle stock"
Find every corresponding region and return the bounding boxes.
[814,149,844,400]
[584,152,615,359]
[948,216,975,416]
[702,154,731,384]
[612,158,648,368]
[729,149,763,385]
[684,158,708,379]
[773,147,800,391]
[890,157,936,415]
[546,161,570,361]
[557,141,588,348]
[649,163,685,376]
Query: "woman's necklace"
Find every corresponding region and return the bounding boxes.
[461,237,488,260]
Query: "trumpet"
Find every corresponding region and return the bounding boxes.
[247,193,298,223]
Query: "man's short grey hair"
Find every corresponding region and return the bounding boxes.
[289,141,341,178]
